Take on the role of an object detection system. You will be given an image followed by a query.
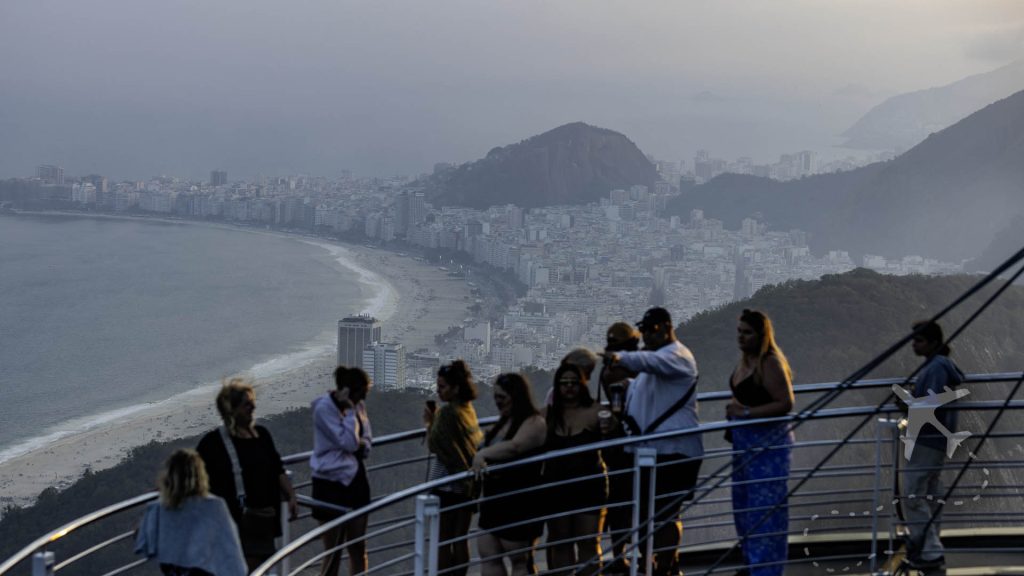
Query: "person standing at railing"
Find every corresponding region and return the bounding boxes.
[598,321,641,575]
[899,320,964,572]
[472,372,547,576]
[726,309,795,576]
[196,379,298,573]
[423,360,484,576]
[134,449,247,576]
[542,363,608,576]
[602,307,702,576]
[309,366,374,576]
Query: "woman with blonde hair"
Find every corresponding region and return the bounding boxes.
[135,449,247,576]
[196,378,297,571]
[726,309,795,576]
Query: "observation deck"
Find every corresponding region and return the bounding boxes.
[2,372,1023,576]
[4,248,1024,576]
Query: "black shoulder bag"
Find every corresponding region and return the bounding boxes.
[622,376,698,436]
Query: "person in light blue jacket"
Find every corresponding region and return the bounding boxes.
[135,449,247,576]
[603,307,703,576]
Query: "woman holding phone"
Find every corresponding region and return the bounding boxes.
[423,359,483,576]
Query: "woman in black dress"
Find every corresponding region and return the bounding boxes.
[472,373,547,576]
[543,363,608,575]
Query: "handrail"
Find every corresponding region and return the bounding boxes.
[254,396,1024,575]
[277,372,1022,465]
[0,491,158,574]
[3,373,1022,575]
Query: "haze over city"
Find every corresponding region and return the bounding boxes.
[2,0,1022,179]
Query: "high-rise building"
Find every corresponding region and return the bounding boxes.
[36,165,64,186]
[337,315,382,367]
[362,342,406,389]
[409,191,427,225]
[210,170,228,187]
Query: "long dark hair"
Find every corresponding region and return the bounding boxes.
[912,320,951,356]
[438,359,478,402]
[485,372,539,444]
[548,363,593,437]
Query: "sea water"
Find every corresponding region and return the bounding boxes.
[0,214,376,461]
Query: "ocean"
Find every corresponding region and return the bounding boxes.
[0,214,374,461]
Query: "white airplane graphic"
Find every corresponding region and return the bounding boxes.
[892,384,972,460]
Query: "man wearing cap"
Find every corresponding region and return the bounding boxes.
[603,307,702,576]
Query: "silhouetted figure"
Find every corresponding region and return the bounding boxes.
[473,373,547,576]
[423,360,483,576]
[543,363,608,575]
[900,320,964,572]
[196,379,297,572]
[603,307,702,576]
[727,309,795,576]
[598,321,641,574]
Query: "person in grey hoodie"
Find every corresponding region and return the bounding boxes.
[135,449,247,576]
[310,366,374,576]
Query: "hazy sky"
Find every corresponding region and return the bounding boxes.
[2,0,1022,180]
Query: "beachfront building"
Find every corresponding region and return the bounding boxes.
[337,315,382,368]
[362,342,406,389]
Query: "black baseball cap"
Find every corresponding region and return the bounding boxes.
[636,307,672,331]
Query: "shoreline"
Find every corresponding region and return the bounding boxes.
[0,212,473,508]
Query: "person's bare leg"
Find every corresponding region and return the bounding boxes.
[478,532,508,576]
[317,522,343,576]
[574,512,604,576]
[450,507,474,576]
[346,515,369,575]
[654,519,681,576]
[506,538,538,576]
[546,516,574,574]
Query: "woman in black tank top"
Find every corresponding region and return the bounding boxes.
[726,309,795,576]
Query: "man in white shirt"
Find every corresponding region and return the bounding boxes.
[604,307,703,576]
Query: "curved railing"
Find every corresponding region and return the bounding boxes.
[5,372,1023,576]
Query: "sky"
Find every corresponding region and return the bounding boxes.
[1,0,1022,181]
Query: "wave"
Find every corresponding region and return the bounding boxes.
[300,239,399,321]
[0,331,339,466]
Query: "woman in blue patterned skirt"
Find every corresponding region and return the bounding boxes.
[726,309,795,576]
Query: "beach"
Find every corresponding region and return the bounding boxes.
[0,226,473,509]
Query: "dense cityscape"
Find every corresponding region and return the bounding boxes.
[5,154,963,391]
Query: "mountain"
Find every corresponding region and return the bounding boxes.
[420,122,658,209]
[842,60,1024,151]
[667,89,1024,261]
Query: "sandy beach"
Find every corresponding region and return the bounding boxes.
[0,225,473,509]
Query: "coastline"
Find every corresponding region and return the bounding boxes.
[0,212,473,508]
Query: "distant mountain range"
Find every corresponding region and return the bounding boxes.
[667,89,1024,262]
[842,60,1024,151]
[419,122,658,209]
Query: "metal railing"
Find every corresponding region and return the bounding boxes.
[4,372,1023,576]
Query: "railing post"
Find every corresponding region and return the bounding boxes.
[414,493,441,576]
[887,416,903,572]
[872,418,899,575]
[631,447,658,576]
[279,469,294,576]
[31,551,54,576]
[426,494,441,576]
